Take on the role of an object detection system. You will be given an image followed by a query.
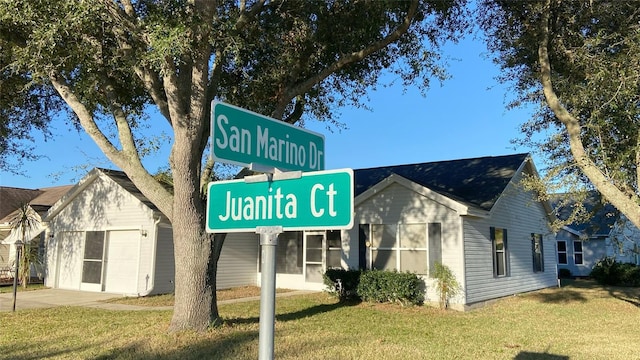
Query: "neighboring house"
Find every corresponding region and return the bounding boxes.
[0,185,73,282]
[43,168,258,296]
[555,193,640,277]
[252,153,558,310]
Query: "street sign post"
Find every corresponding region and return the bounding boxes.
[206,169,353,233]
[208,102,350,360]
[211,101,325,172]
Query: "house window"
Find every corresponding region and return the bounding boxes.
[531,233,544,272]
[428,223,443,277]
[369,223,429,275]
[573,240,583,265]
[557,241,567,264]
[491,227,508,277]
[326,230,342,268]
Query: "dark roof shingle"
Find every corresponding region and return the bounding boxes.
[354,153,529,211]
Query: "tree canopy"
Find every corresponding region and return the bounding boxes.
[0,0,469,331]
[480,0,640,227]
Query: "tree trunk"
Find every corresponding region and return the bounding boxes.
[168,133,212,332]
[209,233,227,325]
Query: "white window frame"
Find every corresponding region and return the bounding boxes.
[368,223,428,275]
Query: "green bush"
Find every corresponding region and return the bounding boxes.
[356,270,424,306]
[323,268,361,301]
[590,257,640,286]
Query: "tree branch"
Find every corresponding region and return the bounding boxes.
[50,72,174,220]
[538,0,640,228]
[271,0,419,119]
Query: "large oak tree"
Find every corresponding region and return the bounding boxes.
[480,0,640,228]
[1,0,468,331]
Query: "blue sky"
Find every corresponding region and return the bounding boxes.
[1,34,538,189]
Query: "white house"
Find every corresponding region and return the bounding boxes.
[254,153,558,310]
[42,153,558,309]
[43,168,258,295]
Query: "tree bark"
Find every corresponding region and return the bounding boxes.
[168,131,211,332]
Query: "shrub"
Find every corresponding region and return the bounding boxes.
[323,268,361,301]
[590,257,640,286]
[431,262,460,310]
[356,270,424,306]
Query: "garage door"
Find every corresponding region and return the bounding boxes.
[103,230,139,294]
[56,232,83,290]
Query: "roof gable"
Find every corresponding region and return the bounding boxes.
[45,168,162,221]
[354,153,529,211]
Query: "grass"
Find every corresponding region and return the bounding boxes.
[1,279,639,359]
[0,283,47,293]
[103,286,292,306]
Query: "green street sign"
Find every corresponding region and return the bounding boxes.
[211,101,325,171]
[206,169,353,232]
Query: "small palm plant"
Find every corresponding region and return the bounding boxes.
[431,262,461,310]
[10,203,41,288]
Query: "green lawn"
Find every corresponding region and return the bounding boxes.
[1,280,638,359]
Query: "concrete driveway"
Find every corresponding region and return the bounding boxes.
[0,288,123,312]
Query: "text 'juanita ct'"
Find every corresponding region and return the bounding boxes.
[218,184,339,221]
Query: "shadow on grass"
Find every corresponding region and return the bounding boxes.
[524,288,588,304]
[560,278,640,307]
[90,332,259,360]
[225,298,361,326]
[514,351,569,360]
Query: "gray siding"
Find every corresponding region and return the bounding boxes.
[463,175,557,305]
[216,232,259,289]
[151,225,175,294]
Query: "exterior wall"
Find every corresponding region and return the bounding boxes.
[463,174,557,306]
[45,173,158,295]
[351,182,464,305]
[556,230,606,277]
[151,225,175,295]
[607,217,640,265]
[217,232,259,289]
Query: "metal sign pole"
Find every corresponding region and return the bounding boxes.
[257,226,282,360]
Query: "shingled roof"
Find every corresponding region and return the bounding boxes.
[0,185,73,223]
[553,192,619,237]
[354,153,530,211]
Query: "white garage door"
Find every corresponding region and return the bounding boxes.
[103,230,139,294]
[56,232,83,290]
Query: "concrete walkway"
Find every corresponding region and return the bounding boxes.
[0,288,317,312]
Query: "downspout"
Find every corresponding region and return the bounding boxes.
[138,215,162,296]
